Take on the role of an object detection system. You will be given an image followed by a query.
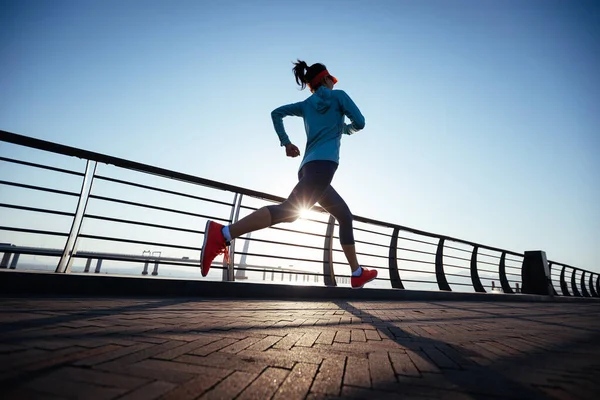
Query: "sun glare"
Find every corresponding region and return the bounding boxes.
[299,208,313,220]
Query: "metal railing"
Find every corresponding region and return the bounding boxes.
[1,129,598,297]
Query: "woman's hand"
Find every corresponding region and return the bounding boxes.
[285,143,301,158]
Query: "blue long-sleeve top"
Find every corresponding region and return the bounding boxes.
[271,87,365,171]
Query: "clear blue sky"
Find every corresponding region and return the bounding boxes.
[1,0,599,274]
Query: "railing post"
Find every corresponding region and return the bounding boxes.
[470,245,485,293]
[56,160,97,273]
[0,252,10,268]
[521,251,553,295]
[223,193,243,282]
[94,259,103,273]
[571,268,581,297]
[235,232,251,280]
[435,238,451,291]
[560,265,570,296]
[498,252,514,294]
[323,215,337,287]
[388,228,404,289]
[84,258,92,273]
[589,274,598,297]
[596,275,600,298]
[547,262,559,296]
[9,253,19,269]
[580,271,590,297]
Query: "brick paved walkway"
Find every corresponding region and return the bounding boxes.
[0,297,598,399]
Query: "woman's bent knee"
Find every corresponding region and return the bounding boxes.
[266,204,300,225]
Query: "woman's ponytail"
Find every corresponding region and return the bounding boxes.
[292,60,309,90]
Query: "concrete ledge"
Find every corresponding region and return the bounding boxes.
[1,270,598,302]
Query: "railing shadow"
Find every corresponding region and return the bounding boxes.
[332,300,560,400]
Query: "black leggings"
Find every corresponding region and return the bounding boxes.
[266,160,355,245]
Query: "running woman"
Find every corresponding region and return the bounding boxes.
[200,60,378,289]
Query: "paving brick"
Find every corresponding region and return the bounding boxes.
[273,362,319,400]
[237,367,289,400]
[406,349,441,374]
[191,338,239,356]
[218,336,263,354]
[324,339,405,353]
[315,330,335,345]
[333,330,350,343]
[410,325,435,337]
[199,371,257,400]
[0,348,72,371]
[94,362,196,383]
[473,341,511,358]
[310,358,345,396]
[296,331,320,347]
[141,358,231,377]
[27,339,73,350]
[176,351,276,373]
[456,343,496,366]
[245,335,283,351]
[420,346,461,370]
[368,352,396,389]
[380,385,477,400]
[534,385,580,400]
[341,386,409,400]
[24,374,128,400]
[273,332,303,350]
[110,340,187,364]
[206,330,254,339]
[434,343,476,370]
[153,336,222,360]
[45,366,149,390]
[119,380,176,400]
[160,373,224,400]
[350,329,367,342]
[546,380,599,400]
[74,343,152,367]
[365,329,382,341]
[389,351,420,377]
[241,347,322,366]
[301,318,319,326]
[127,335,168,344]
[2,387,69,400]
[344,356,370,388]
[305,393,339,400]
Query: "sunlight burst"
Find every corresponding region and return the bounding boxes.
[299,207,313,220]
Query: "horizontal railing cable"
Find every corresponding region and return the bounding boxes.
[83,214,203,235]
[88,195,231,223]
[0,156,85,176]
[0,180,80,197]
[0,226,69,237]
[0,203,75,217]
[94,175,234,207]
[77,234,201,252]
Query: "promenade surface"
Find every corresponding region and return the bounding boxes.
[0,296,598,400]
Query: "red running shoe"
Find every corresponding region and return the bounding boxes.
[200,220,230,277]
[351,267,378,289]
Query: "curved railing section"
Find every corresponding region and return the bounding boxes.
[0,129,597,297]
[549,261,600,298]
